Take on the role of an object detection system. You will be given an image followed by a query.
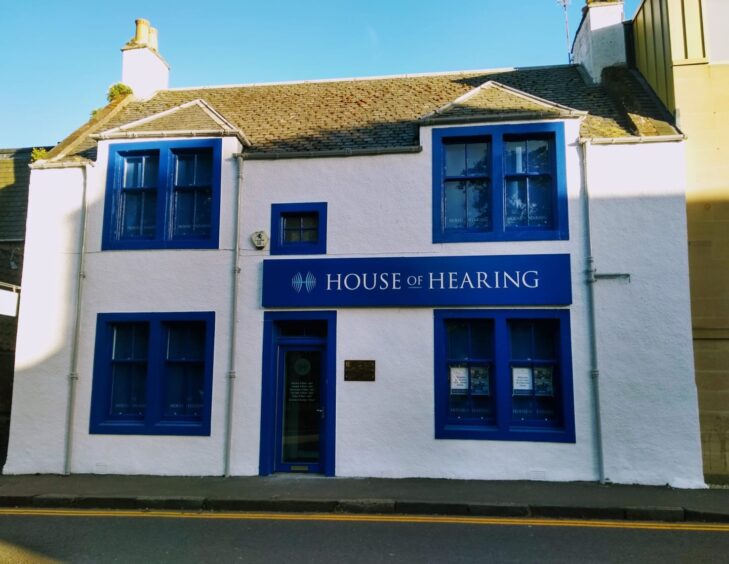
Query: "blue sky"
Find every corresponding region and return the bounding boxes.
[0,0,641,149]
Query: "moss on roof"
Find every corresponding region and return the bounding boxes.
[53,64,676,161]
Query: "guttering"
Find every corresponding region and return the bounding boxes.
[223,154,244,476]
[238,145,421,160]
[580,140,606,485]
[91,130,252,147]
[580,134,686,145]
[64,163,91,475]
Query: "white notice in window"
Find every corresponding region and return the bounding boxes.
[512,367,533,395]
[0,289,18,317]
[450,366,468,393]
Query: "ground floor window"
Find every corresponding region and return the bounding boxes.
[90,312,215,435]
[434,309,574,442]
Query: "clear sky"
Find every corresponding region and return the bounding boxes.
[0,0,642,149]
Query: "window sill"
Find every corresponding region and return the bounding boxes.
[436,426,575,443]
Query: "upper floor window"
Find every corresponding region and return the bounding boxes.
[432,123,568,243]
[270,202,328,255]
[103,139,222,250]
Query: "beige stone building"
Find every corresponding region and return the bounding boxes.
[628,0,729,482]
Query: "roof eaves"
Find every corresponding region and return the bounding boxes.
[92,129,251,146]
[420,112,584,127]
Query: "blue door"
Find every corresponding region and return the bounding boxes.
[274,345,325,473]
[260,312,336,476]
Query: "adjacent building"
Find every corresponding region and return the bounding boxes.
[3,4,705,486]
[628,0,729,483]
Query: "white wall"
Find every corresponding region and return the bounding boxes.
[4,167,86,473]
[585,140,703,487]
[4,122,704,486]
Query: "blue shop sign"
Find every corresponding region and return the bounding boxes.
[262,254,571,308]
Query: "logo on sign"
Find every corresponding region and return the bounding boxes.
[291,271,316,294]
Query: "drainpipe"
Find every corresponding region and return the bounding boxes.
[580,141,606,484]
[64,164,90,475]
[223,154,244,476]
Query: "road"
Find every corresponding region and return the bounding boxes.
[1,509,728,563]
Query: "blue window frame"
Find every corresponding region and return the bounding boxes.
[432,123,568,243]
[270,202,327,255]
[103,139,222,250]
[434,309,574,442]
[90,312,215,435]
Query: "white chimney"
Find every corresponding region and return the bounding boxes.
[572,1,626,84]
[121,18,170,99]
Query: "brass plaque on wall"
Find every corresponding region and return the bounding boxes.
[344,360,375,381]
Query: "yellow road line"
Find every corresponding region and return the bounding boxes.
[0,508,728,532]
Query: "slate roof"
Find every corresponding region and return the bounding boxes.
[47,64,677,162]
[0,148,32,240]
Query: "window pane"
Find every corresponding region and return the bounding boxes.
[163,363,204,418]
[510,320,532,359]
[527,139,550,173]
[167,322,205,361]
[533,320,558,359]
[112,323,148,360]
[444,143,466,176]
[284,229,301,243]
[123,155,158,188]
[505,178,527,228]
[174,189,212,237]
[301,214,318,229]
[466,180,491,229]
[470,320,493,359]
[110,363,146,417]
[175,152,212,187]
[466,142,489,175]
[121,191,156,238]
[446,321,468,359]
[444,181,466,230]
[300,229,318,243]
[505,140,527,174]
[527,176,553,227]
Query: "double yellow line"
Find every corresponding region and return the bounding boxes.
[1,508,728,532]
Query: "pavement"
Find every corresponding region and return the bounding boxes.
[1,473,729,523]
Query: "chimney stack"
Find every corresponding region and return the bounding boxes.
[572,0,626,84]
[121,18,169,99]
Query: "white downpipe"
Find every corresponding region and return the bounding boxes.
[223,155,244,476]
[63,164,90,475]
[580,140,606,484]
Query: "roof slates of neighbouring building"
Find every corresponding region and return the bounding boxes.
[56,64,676,161]
[0,149,32,240]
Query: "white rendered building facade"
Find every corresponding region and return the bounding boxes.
[3,13,705,487]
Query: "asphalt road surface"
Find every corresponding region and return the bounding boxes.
[1,509,728,563]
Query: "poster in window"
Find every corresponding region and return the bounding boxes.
[470,366,490,396]
[512,367,533,396]
[534,366,554,397]
[450,366,468,395]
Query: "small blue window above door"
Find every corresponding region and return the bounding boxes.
[103,139,222,250]
[270,202,327,255]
